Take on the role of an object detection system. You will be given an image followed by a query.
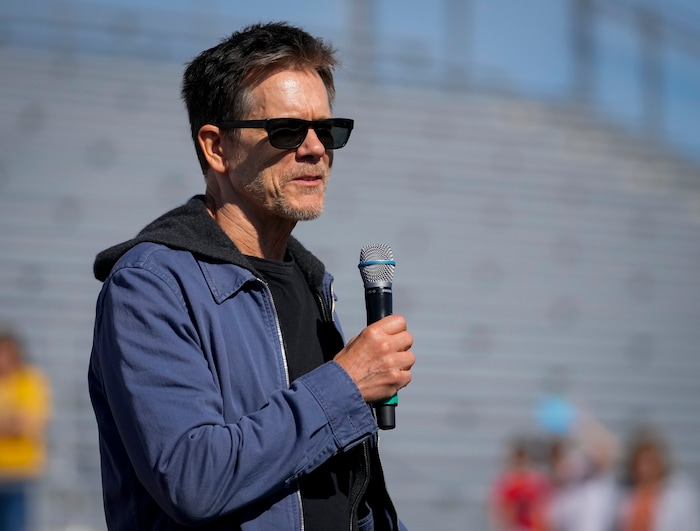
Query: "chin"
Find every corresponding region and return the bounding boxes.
[278,199,324,221]
[289,208,324,221]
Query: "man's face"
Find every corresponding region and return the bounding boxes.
[224,68,334,223]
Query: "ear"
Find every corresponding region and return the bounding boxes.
[198,125,228,174]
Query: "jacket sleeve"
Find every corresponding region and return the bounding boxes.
[92,260,377,525]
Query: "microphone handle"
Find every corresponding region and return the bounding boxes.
[365,285,397,430]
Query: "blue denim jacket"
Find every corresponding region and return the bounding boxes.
[88,231,402,530]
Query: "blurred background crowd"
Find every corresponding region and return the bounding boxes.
[1,0,699,529]
[489,401,699,531]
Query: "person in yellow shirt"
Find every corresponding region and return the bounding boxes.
[0,329,50,531]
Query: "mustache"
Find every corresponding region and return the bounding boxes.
[285,166,330,181]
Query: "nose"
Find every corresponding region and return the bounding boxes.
[296,127,326,158]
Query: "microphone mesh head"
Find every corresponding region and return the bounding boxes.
[359,243,395,285]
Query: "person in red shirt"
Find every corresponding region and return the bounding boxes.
[489,437,550,531]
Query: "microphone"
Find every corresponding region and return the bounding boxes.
[358,243,397,430]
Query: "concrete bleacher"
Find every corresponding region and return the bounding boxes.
[1,42,699,530]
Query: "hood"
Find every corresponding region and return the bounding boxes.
[93,195,326,289]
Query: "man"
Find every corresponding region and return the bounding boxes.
[88,22,415,530]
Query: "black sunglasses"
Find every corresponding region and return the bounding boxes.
[216,118,354,150]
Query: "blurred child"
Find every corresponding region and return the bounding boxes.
[489,436,551,531]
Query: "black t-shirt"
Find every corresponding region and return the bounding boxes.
[248,255,351,530]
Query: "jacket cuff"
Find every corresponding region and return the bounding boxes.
[299,361,377,449]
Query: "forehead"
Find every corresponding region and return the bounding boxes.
[245,68,331,116]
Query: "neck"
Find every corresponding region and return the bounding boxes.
[205,191,295,261]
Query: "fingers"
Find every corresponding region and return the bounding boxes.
[333,314,415,404]
[364,315,413,353]
[371,313,409,335]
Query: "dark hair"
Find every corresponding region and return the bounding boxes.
[621,427,670,487]
[181,21,339,173]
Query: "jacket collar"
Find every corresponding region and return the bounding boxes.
[94,195,328,292]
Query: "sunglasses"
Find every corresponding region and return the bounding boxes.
[216,118,354,150]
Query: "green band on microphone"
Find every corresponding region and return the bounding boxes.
[382,394,398,406]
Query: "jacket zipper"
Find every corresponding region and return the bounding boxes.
[258,279,304,530]
[258,279,291,389]
[318,281,375,531]
[315,281,335,324]
[348,442,371,531]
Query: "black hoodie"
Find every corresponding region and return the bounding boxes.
[93,194,327,293]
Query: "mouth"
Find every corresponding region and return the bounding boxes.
[291,175,324,186]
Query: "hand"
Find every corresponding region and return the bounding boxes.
[334,314,415,403]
